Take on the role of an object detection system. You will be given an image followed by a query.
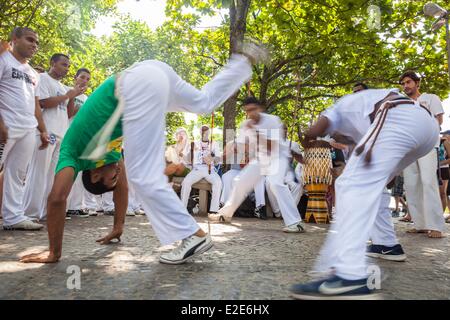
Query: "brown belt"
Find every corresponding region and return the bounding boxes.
[355,97,429,163]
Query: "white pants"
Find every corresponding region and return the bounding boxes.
[67,173,101,210]
[1,129,36,226]
[181,166,222,212]
[267,181,302,213]
[314,104,439,280]
[128,180,141,211]
[23,135,61,220]
[369,189,399,246]
[119,56,252,245]
[102,191,114,211]
[67,173,83,210]
[84,191,101,211]
[220,169,265,207]
[267,164,302,214]
[403,149,445,232]
[219,157,301,226]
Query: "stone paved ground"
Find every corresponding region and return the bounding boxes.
[0,215,449,300]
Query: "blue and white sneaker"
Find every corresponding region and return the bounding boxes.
[290,275,381,300]
[366,244,406,262]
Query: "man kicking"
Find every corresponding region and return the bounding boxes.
[209,97,304,233]
[20,43,268,265]
[290,88,439,299]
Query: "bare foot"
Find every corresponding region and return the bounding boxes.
[406,229,429,234]
[428,230,445,238]
[20,251,60,263]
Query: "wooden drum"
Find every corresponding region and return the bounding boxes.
[302,141,332,224]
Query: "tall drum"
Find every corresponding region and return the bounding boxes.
[302,141,332,224]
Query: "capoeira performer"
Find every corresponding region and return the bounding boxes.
[220,140,267,218]
[23,54,87,221]
[400,71,446,238]
[209,97,305,233]
[20,43,267,264]
[290,88,438,299]
[180,125,222,213]
[0,27,49,230]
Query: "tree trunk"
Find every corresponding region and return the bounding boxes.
[222,0,251,168]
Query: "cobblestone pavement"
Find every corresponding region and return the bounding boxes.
[0,214,449,300]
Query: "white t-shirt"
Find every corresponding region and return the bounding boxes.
[237,113,288,160]
[0,51,38,135]
[37,72,70,138]
[192,140,221,169]
[68,91,88,124]
[74,93,88,111]
[418,93,444,117]
[417,93,443,146]
[322,88,400,144]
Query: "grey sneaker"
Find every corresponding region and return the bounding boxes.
[3,219,44,231]
[104,210,115,216]
[159,234,213,265]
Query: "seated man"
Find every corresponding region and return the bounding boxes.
[180,125,222,214]
[20,43,267,264]
[165,127,191,179]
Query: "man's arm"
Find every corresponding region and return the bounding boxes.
[40,85,86,109]
[34,97,49,149]
[97,159,128,244]
[300,116,330,149]
[20,167,75,263]
[67,98,77,119]
[0,115,8,144]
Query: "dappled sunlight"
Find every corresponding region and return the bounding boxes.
[138,222,151,226]
[0,243,18,251]
[93,247,159,274]
[0,261,44,273]
[305,224,329,232]
[421,247,445,256]
[17,246,48,258]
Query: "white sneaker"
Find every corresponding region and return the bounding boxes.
[273,210,281,218]
[159,234,213,265]
[86,209,98,216]
[134,208,145,215]
[282,222,306,233]
[3,219,44,231]
[126,210,136,216]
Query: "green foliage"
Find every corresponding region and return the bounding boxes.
[2,0,449,145]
